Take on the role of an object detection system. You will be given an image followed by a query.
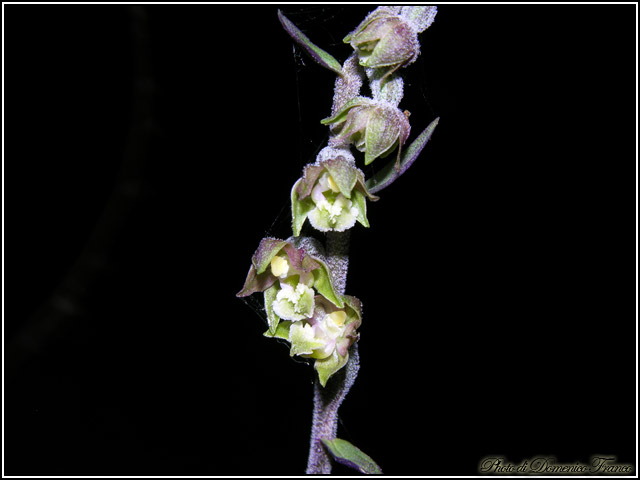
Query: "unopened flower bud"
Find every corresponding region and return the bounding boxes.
[322,97,410,165]
[344,12,419,71]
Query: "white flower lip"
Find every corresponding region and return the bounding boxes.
[308,172,359,232]
[273,282,315,321]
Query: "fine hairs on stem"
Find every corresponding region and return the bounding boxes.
[238,6,439,474]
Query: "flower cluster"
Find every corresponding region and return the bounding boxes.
[320,6,437,168]
[237,237,360,385]
[239,6,438,389]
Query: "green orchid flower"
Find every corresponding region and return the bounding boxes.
[291,152,378,236]
[272,295,362,387]
[237,237,343,336]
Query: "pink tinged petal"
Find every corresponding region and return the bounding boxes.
[336,337,352,357]
[331,106,371,146]
[322,96,374,125]
[237,264,278,297]
[298,271,314,286]
[365,20,418,68]
[356,16,398,45]
[344,322,360,341]
[308,300,327,326]
[317,296,340,315]
[282,243,320,273]
[313,338,337,360]
[399,108,411,145]
[252,237,289,274]
[295,164,325,200]
[344,11,396,44]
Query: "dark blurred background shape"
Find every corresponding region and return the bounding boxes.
[4,4,636,476]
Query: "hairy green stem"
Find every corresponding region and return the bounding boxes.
[306,231,358,474]
[325,231,350,295]
[306,345,360,474]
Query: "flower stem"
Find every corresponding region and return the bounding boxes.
[325,231,350,295]
[306,344,360,474]
[306,231,359,474]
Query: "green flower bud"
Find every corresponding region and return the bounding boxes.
[344,11,418,71]
[322,97,410,165]
[291,149,378,236]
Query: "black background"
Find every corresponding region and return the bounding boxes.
[5,4,636,476]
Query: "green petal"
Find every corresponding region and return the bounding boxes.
[253,238,289,274]
[290,322,326,356]
[324,157,357,199]
[307,206,333,232]
[236,264,277,297]
[343,10,393,44]
[355,170,379,202]
[291,179,316,237]
[351,189,369,228]
[331,200,358,232]
[320,96,372,125]
[297,286,315,316]
[315,349,349,387]
[272,284,315,322]
[331,107,371,147]
[264,285,281,335]
[312,264,344,308]
[295,164,325,200]
[364,108,401,165]
[342,295,363,328]
[264,320,292,340]
[353,16,397,47]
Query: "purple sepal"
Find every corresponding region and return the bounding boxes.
[236,264,277,298]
